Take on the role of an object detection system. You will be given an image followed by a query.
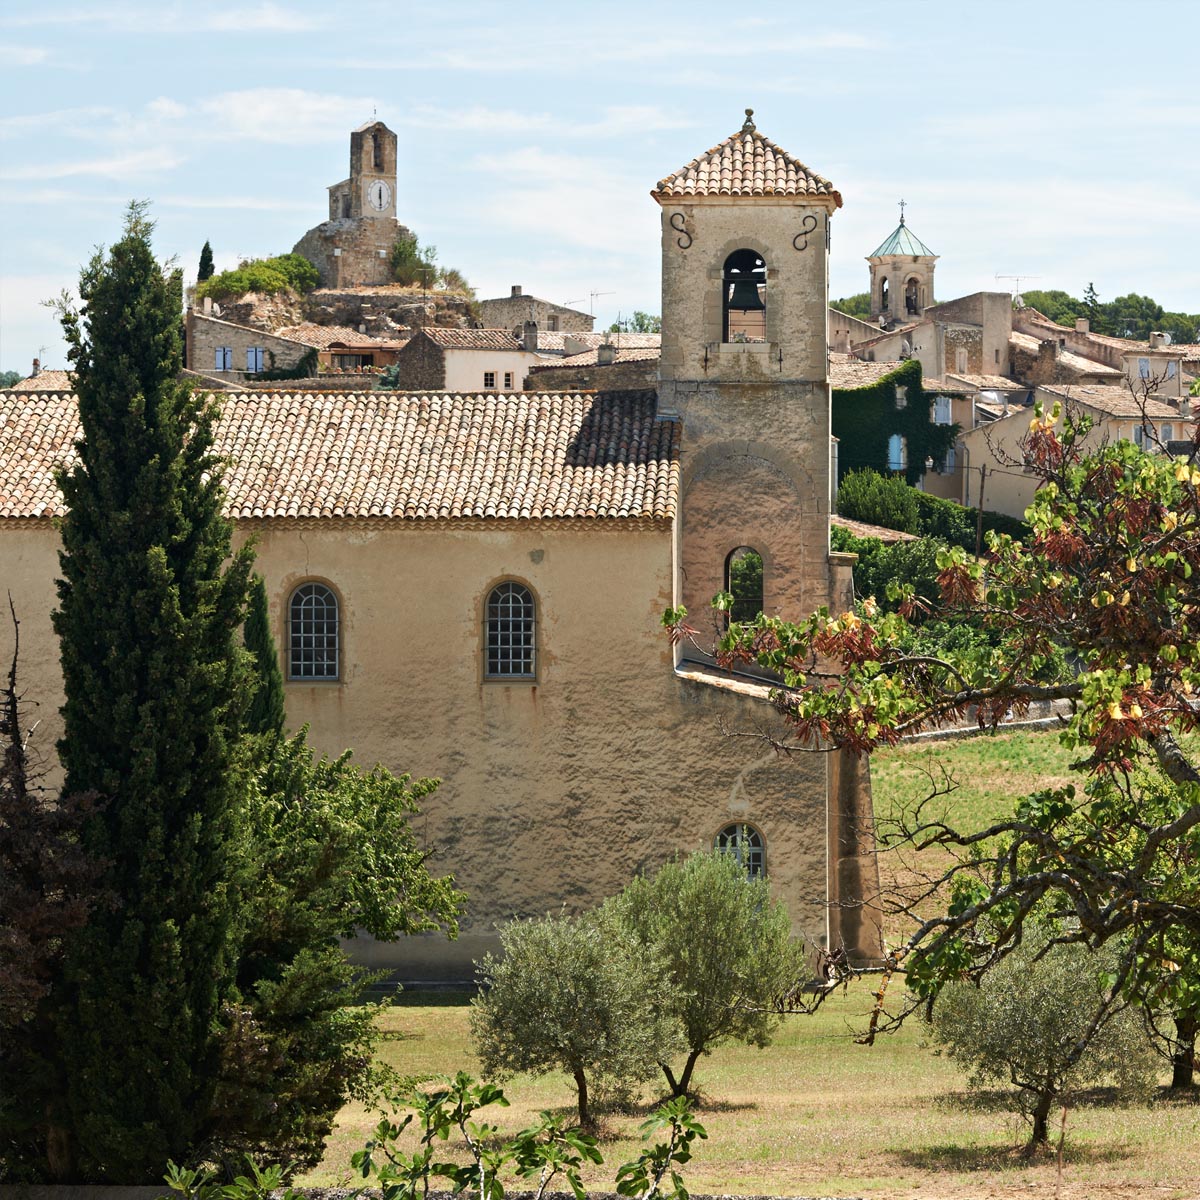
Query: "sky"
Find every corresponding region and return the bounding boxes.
[2,0,1198,375]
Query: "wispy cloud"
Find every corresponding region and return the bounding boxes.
[196,89,376,144]
[0,2,328,32]
[0,150,184,182]
[8,45,49,65]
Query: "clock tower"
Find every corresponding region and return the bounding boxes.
[328,120,398,221]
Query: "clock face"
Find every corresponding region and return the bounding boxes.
[367,180,391,211]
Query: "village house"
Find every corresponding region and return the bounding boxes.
[476,286,594,334]
[0,113,882,981]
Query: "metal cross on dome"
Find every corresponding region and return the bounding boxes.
[898,198,907,224]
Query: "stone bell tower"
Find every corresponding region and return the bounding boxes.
[867,204,937,324]
[652,108,845,625]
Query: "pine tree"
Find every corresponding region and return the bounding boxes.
[197,240,214,282]
[50,201,254,1181]
[244,574,285,738]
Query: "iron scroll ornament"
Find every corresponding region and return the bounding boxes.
[792,213,819,251]
[669,212,693,250]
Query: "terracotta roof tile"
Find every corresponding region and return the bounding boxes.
[828,354,906,389]
[530,347,661,370]
[0,390,679,522]
[419,327,526,351]
[537,332,662,353]
[1038,383,1188,421]
[1008,331,1123,378]
[5,370,72,392]
[831,515,917,543]
[654,112,841,204]
[947,373,1028,390]
[276,323,408,350]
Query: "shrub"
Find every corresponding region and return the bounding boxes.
[926,930,1156,1153]
[390,234,438,287]
[196,253,318,303]
[470,910,681,1126]
[603,850,803,1097]
[438,266,473,296]
[837,468,919,533]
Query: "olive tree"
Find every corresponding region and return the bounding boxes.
[604,850,803,1097]
[470,910,681,1127]
[927,929,1156,1153]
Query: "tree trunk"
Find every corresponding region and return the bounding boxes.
[573,1068,591,1129]
[1026,1090,1053,1156]
[1171,1013,1197,1090]
[675,1048,703,1098]
[659,1061,680,1095]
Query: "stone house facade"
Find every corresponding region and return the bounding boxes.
[0,116,881,979]
[387,327,550,393]
[186,311,313,381]
[477,286,594,334]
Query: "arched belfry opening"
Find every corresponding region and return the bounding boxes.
[905,276,920,315]
[725,546,764,623]
[879,277,889,313]
[372,132,384,171]
[722,249,767,342]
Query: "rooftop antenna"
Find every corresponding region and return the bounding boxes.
[589,290,615,317]
[564,299,584,310]
[995,274,1040,307]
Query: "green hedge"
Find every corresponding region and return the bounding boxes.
[838,468,1031,551]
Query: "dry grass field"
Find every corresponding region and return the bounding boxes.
[302,731,1200,1200]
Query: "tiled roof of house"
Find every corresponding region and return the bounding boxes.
[416,327,531,351]
[276,323,409,350]
[1008,331,1123,378]
[653,110,841,204]
[831,515,917,543]
[947,374,1028,391]
[0,390,679,522]
[537,332,662,353]
[5,370,73,392]
[530,347,662,371]
[1038,383,1184,421]
[923,378,975,396]
[828,354,906,390]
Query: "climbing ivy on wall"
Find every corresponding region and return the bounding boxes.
[831,358,958,486]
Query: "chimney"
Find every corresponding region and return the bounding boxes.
[597,342,616,366]
[511,285,523,297]
[1075,317,1089,334]
[522,320,538,352]
[563,335,587,356]
[1150,331,1167,349]
[203,296,213,315]
[31,357,40,377]
[1038,339,1060,366]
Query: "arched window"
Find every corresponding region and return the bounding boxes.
[289,582,339,680]
[486,582,536,678]
[905,276,921,315]
[880,277,890,310]
[722,249,767,343]
[715,823,765,878]
[725,546,763,624]
[372,133,384,171]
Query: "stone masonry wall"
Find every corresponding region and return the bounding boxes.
[293,217,411,289]
[525,359,657,392]
[186,312,310,376]
[388,332,446,391]
[478,293,594,334]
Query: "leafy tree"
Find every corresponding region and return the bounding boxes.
[438,266,473,296]
[836,468,919,533]
[831,531,946,621]
[0,370,21,388]
[49,201,255,1181]
[831,293,871,322]
[666,399,1200,1060]
[471,910,681,1126]
[389,234,438,288]
[211,732,464,1170]
[1020,289,1088,328]
[928,929,1155,1153]
[609,312,662,335]
[603,851,802,1098]
[727,548,762,623]
[243,574,285,739]
[196,253,318,303]
[198,240,215,283]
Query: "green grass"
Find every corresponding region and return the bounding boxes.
[304,730,1200,1200]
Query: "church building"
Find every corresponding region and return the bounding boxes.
[0,114,881,980]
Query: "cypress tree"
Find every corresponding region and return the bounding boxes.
[244,573,285,738]
[50,201,253,1181]
[197,240,214,282]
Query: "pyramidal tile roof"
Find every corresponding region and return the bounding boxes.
[653,110,841,204]
[867,218,936,259]
[0,390,679,522]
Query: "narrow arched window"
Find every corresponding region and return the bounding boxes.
[289,582,339,680]
[372,133,384,171]
[725,546,763,624]
[880,277,890,310]
[715,823,765,878]
[486,582,536,678]
[723,249,767,343]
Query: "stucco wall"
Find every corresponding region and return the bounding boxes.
[0,517,840,980]
[443,349,545,393]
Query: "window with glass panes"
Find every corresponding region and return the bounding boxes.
[486,582,535,677]
[289,582,339,680]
